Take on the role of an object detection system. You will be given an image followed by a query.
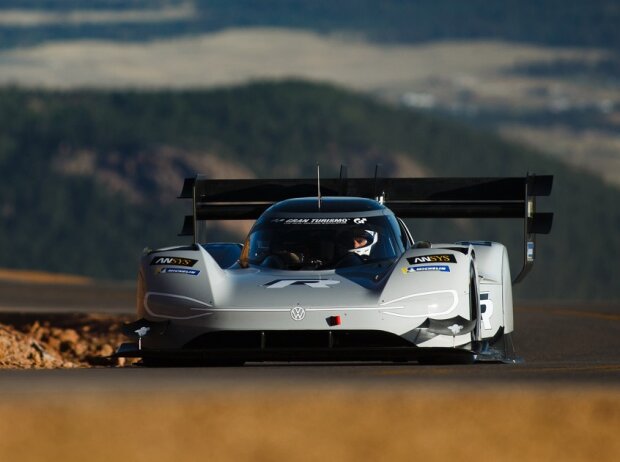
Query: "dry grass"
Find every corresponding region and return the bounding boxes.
[0,387,618,462]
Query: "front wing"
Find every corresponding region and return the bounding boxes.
[116,319,520,364]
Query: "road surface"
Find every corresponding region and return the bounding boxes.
[0,281,618,388]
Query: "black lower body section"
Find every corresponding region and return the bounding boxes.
[116,329,482,365]
[118,344,477,366]
[116,320,520,365]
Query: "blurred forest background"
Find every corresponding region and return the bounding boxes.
[2,1,620,49]
[0,1,618,300]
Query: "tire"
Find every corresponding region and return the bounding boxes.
[469,264,481,342]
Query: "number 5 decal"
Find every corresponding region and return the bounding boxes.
[480,292,494,330]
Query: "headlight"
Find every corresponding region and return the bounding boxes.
[380,290,458,318]
[145,292,213,320]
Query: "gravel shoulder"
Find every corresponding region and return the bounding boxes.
[0,313,131,368]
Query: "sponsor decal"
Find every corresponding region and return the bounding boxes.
[406,254,457,265]
[264,279,340,289]
[150,256,198,267]
[402,265,451,273]
[157,267,200,276]
[270,218,367,225]
[447,324,463,335]
[527,241,535,262]
[290,306,306,321]
[480,292,494,330]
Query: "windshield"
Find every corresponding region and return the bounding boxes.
[241,215,402,270]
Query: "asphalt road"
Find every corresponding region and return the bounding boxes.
[0,280,135,314]
[0,281,619,390]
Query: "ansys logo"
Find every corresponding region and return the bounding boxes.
[406,254,457,265]
[150,256,198,267]
[264,279,340,289]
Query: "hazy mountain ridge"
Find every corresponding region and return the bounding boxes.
[1,1,619,50]
[0,80,617,300]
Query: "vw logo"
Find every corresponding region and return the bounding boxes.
[290,306,306,321]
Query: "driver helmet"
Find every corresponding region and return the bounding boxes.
[349,229,378,257]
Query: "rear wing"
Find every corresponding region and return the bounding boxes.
[178,171,553,283]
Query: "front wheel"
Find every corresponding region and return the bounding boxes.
[469,264,481,342]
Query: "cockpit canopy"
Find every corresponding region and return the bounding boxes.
[240,212,405,270]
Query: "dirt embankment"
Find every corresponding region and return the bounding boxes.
[0,313,132,368]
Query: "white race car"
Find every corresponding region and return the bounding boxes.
[117,169,553,365]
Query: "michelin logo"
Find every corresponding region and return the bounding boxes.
[158,268,200,276]
[402,265,450,273]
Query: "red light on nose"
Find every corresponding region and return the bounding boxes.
[328,315,341,326]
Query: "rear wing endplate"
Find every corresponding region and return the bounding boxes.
[179,171,553,284]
